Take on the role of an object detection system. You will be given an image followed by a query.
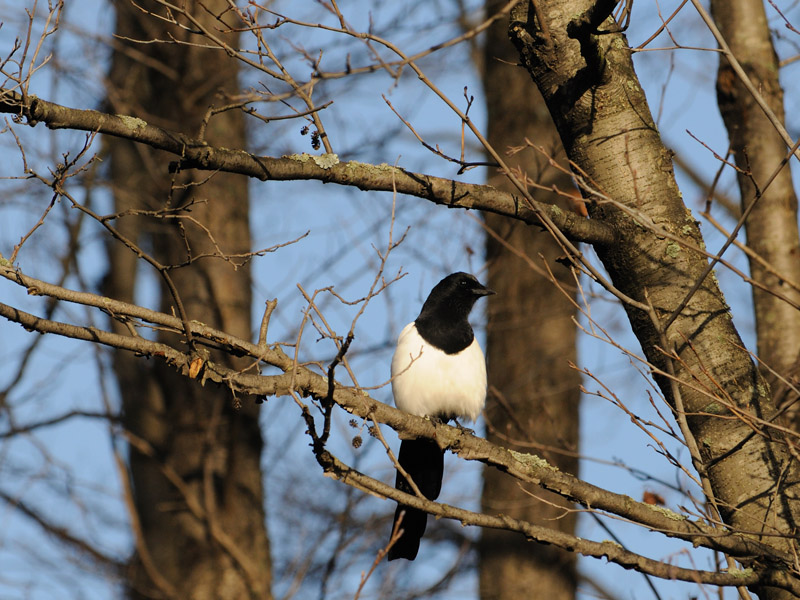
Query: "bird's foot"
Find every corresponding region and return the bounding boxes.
[428,415,475,435]
[451,418,475,435]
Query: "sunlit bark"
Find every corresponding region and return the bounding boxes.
[509,2,800,597]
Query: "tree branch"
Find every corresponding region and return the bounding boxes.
[0,261,792,575]
[0,88,615,245]
[316,448,800,593]
[0,488,122,573]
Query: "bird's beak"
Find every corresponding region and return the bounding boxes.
[473,286,495,297]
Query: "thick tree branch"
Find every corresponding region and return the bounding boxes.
[0,261,793,577]
[317,449,800,594]
[0,89,614,245]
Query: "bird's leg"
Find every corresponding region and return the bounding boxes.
[432,414,475,435]
[451,418,475,436]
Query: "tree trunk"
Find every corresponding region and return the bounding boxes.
[709,0,800,428]
[105,2,272,598]
[479,4,580,600]
[508,2,800,598]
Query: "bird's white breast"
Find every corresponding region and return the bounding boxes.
[391,322,486,422]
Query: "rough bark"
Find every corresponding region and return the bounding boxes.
[710,0,800,428]
[105,2,272,598]
[479,4,580,600]
[508,2,800,598]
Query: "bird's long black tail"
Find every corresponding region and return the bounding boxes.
[387,438,445,561]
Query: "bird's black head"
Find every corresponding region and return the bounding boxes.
[415,272,494,353]
[419,272,494,316]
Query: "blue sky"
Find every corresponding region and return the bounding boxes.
[0,0,799,598]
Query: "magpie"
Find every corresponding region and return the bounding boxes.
[387,272,494,561]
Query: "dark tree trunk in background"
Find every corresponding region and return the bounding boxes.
[478,3,580,599]
[105,2,272,598]
[710,0,800,428]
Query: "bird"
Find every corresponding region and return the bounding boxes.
[387,272,494,561]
